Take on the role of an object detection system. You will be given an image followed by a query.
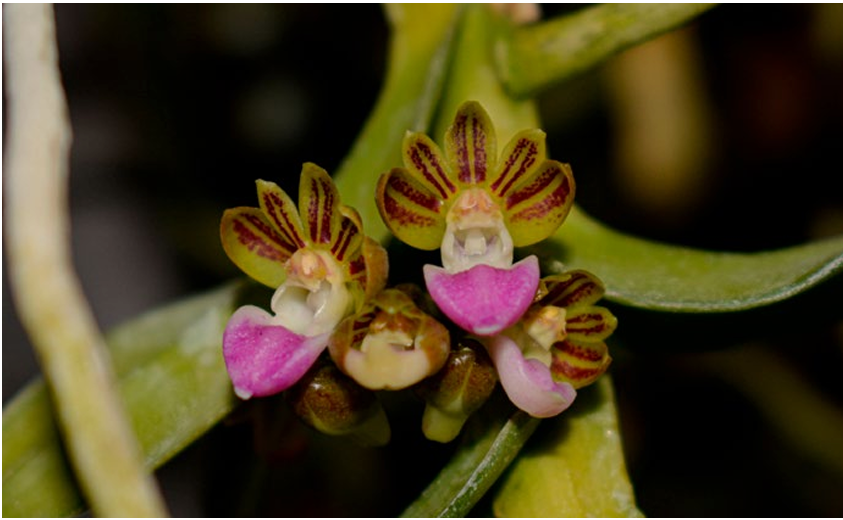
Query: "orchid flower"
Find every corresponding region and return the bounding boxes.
[329,287,450,391]
[220,163,387,399]
[482,270,617,418]
[377,101,575,336]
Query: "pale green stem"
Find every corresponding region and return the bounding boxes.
[496,3,717,98]
[400,407,541,518]
[3,5,167,516]
[3,283,242,517]
[334,4,462,242]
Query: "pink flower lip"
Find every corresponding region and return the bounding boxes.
[483,333,576,418]
[223,305,330,399]
[423,256,540,336]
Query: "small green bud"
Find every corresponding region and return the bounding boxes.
[415,338,498,443]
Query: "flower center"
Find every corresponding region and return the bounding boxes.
[442,188,513,272]
[271,248,352,336]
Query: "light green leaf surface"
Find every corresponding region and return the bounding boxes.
[496,3,716,98]
[493,377,642,517]
[2,284,241,517]
[527,207,843,312]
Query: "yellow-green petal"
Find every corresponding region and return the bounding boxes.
[505,159,576,247]
[565,305,618,343]
[376,167,448,250]
[220,207,291,288]
[445,101,497,187]
[540,270,606,309]
[489,128,546,200]
[550,338,611,389]
[256,179,306,251]
[299,162,342,248]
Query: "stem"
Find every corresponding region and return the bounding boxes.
[3,5,167,516]
[496,3,717,98]
[401,406,541,518]
[334,4,461,243]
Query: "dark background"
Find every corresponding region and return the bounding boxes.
[4,4,843,516]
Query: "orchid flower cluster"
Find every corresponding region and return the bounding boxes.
[220,101,616,444]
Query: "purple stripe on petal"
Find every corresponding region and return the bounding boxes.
[223,305,330,399]
[483,334,576,418]
[423,256,540,336]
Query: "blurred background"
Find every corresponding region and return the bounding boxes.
[4,4,843,516]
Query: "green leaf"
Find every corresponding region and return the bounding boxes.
[496,3,717,98]
[493,377,642,517]
[2,283,242,517]
[526,207,843,312]
[334,4,462,243]
[400,400,540,518]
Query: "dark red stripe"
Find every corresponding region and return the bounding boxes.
[409,142,455,199]
[555,340,605,362]
[452,113,470,184]
[543,272,595,307]
[492,138,538,196]
[508,173,571,223]
[332,217,358,261]
[233,216,289,261]
[383,192,438,228]
[566,314,611,337]
[471,116,487,184]
[551,359,602,382]
[390,175,442,213]
[262,191,305,249]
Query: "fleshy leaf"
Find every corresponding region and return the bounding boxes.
[445,101,497,186]
[504,159,575,247]
[299,162,342,247]
[550,339,611,389]
[256,179,306,252]
[376,166,448,250]
[220,207,292,288]
[483,333,576,418]
[493,377,642,517]
[424,256,540,336]
[532,207,843,311]
[222,305,329,399]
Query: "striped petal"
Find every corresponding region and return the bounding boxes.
[376,167,448,250]
[332,205,364,265]
[223,305,330,399]
[489,129,546,200]
[483,333,577,418]
[220,207,293,288]
[504,159,575,247]
[403,131,458,201]
[445,101,497,187]
[539,270,606,308]
[565,305,618,343]
[299,162,342,247]
[550,339,612,389]
[256,179,306,252]
[423,256,540,336]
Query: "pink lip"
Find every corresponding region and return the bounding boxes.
[423,256,540,336]
[223,305,330,399]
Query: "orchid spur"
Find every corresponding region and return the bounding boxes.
[377,101,575,337]
[220,163,387,399]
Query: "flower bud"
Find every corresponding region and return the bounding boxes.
[285,358,390,446]
[415,338,498,443]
